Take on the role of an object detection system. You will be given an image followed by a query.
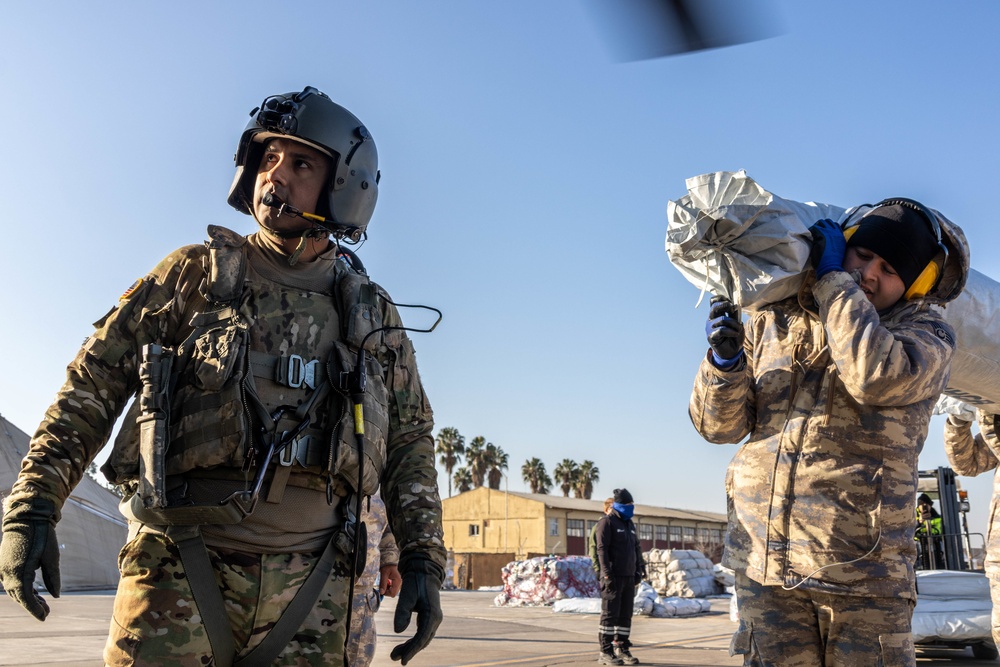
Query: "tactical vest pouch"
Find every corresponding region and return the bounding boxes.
[186,308,248,392]
[336,269,382,352]
[328,339,388,496]
[165,307,249,474]
[203,225,247,305]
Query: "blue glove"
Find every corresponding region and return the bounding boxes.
[808,219,847,278]
[705,295,744,369]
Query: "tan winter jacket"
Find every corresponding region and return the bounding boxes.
[943,412,1000,580]
[690,213,969,599]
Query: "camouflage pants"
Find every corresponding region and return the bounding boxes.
[732,572,915,667]
[104,531,352,666]
[345,588,381,667]
[990,577,1000,650]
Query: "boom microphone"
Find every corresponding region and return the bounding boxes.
[261,192,362,242]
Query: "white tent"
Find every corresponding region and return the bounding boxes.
[0,413,127,592]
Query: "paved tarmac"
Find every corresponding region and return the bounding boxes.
[1,589,996,666]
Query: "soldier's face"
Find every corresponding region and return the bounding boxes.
[253,138,331,231]
[843,246,906,311]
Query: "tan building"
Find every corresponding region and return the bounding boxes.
[442,487,728,562]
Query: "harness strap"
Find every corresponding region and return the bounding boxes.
[165,525,237,667]
[161,524,343,667]
[234,529,343,667]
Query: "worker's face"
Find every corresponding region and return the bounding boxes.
[843,246,907,312]
[253,138,331,232]
[918,500,932,515]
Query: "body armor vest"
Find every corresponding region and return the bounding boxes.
[117,226,391,520]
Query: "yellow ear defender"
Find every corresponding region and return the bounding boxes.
[840,197,947,300]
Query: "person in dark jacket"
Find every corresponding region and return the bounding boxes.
[595,488,645,665]
[590,497,614,574]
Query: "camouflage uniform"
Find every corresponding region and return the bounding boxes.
[346,492,399,667]
[943,411,1000,648]
[6,228,445,665]
[690,218,969,666]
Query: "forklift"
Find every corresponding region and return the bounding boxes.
[913,467,996,660]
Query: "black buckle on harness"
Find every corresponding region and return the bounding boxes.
[278,354,317,390]
[277,434,321,468]
[233,405,311,517]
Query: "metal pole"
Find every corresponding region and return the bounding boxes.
[504,473,509,553]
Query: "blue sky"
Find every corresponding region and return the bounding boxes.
[2,2,1000,538]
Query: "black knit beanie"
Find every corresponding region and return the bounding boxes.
[846,204,940,290]
[613,488,634,504]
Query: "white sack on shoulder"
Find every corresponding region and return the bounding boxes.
[665,170,845,311]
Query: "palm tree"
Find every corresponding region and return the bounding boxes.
[486,443,509,490]
[466,436,489,488]
[435,426,465,497]
[521,458,552,494]
[553,458,579,497]
[575,460,600,499]
[453,466,473,494]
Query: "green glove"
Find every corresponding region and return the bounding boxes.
[391,556,443,665]
[0,498,61,621]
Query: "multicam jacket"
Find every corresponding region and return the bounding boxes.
[690,216,969,600]
[7,226,444,570]
[943,412,1000,580]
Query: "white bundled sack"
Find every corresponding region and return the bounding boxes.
[552,597,602,614]
[666,171,1000,414]
[912,571,993,643]
[713,563,735,588]
[552,582,710,618]
[666,170,845,310]
[644,549,719,598]
[936,269,1000,413]
[494,556,600,607]
[652,596,713,618]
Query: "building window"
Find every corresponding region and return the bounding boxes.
[586,519,599,534]
[698,527,710,540]
[639,523,653,540]
[655,525,668,542]
[669,525,682,542]
[469,524,480,537]
[567,519,585,537]
[549,518,560,537]
[711,529,722,543]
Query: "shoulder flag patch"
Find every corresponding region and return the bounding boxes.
[120,278,143,302]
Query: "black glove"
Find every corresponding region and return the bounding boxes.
[0,498,61,621]
[391,556,444,665]
[808,218,847,278]
[705,295,744,368]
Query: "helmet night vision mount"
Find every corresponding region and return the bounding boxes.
[228,85,380,243]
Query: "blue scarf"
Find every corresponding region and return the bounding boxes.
[613,502,634,520]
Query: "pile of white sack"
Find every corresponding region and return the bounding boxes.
[714,563,739,622]
[644,549,720,598]
[553,582,712,617]
[494,556,599,607]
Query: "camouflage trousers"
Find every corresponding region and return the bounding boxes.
[732,572,915,667]
[345,588,381,667]
[990,577,1000,650]
[104,530,352,666]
